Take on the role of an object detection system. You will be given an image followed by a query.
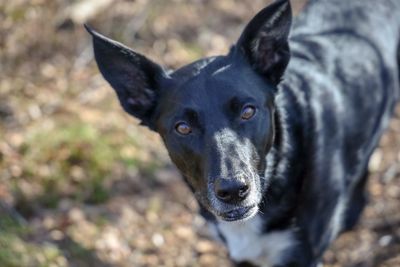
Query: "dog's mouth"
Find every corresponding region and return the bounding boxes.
[218,205,258,222]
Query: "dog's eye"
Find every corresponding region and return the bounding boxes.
[175,122,192,135]
[241,105,256,120]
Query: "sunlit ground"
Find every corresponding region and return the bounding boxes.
[0,0,399,266]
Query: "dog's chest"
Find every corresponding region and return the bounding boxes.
[215,216,296,267]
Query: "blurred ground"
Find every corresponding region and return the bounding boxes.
[0,0,399,266]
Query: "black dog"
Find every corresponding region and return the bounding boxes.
[86,0,400,266]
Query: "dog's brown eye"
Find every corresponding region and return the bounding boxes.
[241,105,256,120]
[175,122,192,135]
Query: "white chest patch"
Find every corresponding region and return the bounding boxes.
[217,216,297,267]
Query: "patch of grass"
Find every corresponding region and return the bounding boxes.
[0,211,67,267]
[84,180,109,204]
[13,121,154,210]
[18,123,114,206]
[0,233,67,267]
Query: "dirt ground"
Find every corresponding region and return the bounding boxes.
[0,0,399,267]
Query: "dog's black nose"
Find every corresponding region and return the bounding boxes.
[214,178,250,204]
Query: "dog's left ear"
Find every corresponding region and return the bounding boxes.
[236,0,292,85]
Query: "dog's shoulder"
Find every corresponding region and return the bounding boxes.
[293,0,400,50]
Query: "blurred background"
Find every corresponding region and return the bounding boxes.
[0,0,399,266]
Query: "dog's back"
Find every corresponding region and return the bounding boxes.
[288,0,400,174]
[278,0,400,256]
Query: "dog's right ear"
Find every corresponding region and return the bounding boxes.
[85,25,168,130]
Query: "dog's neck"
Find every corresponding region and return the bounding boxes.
[257,81,309,231]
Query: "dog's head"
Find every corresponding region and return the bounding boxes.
[87,0,292,221]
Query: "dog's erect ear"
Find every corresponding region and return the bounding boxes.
[236,0,292,85]
[85,25,168,129]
